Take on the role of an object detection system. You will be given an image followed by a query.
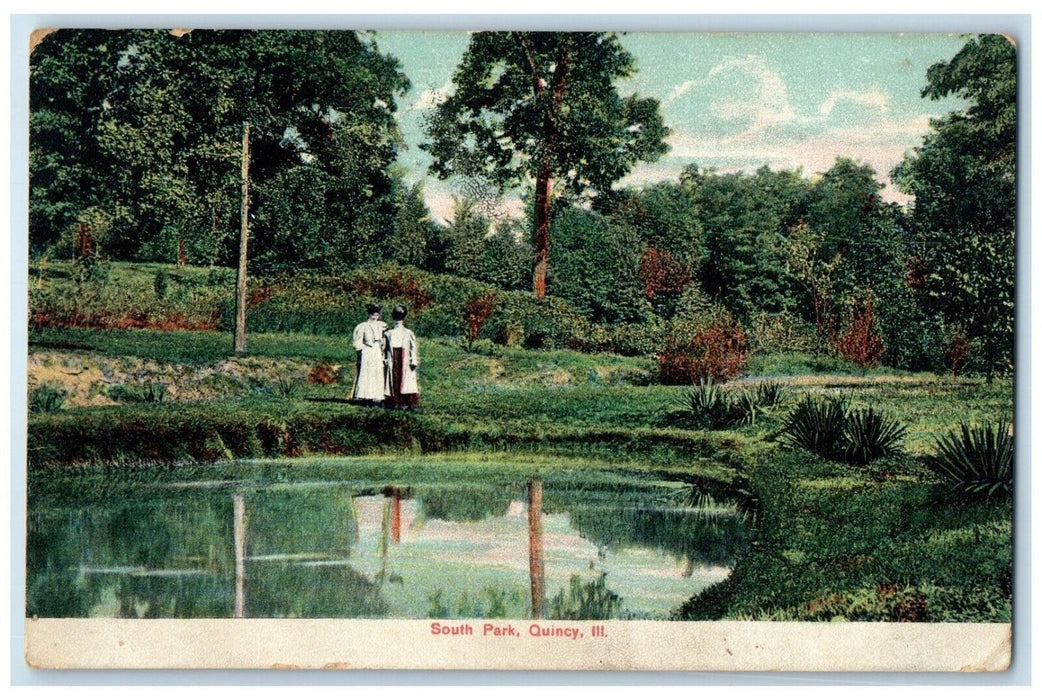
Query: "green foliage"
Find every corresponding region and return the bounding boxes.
[548,206,651,325]
[423,31,668,295]
[28,382,67,413]
[780,397,906,465]
[925,421,1013,500]
[778,396,850,462]
[671,378,764,430]
[30,29,410,270]
[673,378,728,430]
[755,380,786,408]
[893,35,1015,380]
[107,381,169,404]
[548,572,622,620]
[843,407,908,465]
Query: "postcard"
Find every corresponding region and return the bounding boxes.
[21,25,1015,672]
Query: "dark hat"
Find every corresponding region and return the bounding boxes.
[366,303,383,315]
[392,304,408,321]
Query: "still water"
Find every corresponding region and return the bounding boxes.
[27,459,749,620]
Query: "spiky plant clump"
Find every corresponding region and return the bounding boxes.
[28,382,67,413]
[731,391,760,426]
[755,380,786,408]
[778,395,848,461]
[843,407,907,465]
[674,377,729,429]
[925,422,1013,499]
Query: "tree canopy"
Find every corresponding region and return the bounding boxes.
[422,31,669,297]
[30,29,411,271]
[893,34,1016,378]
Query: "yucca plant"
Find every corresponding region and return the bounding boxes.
[674,377,729,429]
[755,380,786,408]
[778,395,848,461]
[28,382,66,413]
[731,391,760,426]
[843,407,907,465]
[925,421,1013,499]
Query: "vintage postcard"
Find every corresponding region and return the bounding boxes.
[21,25,1016,672]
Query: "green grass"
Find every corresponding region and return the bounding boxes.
[25,323,1014,623]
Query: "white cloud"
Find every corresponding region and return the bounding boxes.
[819,88,890,117]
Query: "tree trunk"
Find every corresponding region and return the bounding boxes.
[533,166,552,299]
[234,121,250,356]
[527,478,545,618]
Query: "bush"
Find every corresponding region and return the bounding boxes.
[658,314,749,385]
[464,291,497,350]
[843,407,907,465]
[778,396,849,462]
[755,380,786,408]
[835,296,885,368]
[28,383,66,413]
[674,378,729,430]
[925,421,1013,499]
[779,396,907,465]
[672,378,761,430]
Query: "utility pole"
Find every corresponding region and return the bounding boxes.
[234,121,250,356]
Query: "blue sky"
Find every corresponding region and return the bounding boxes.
[375,31,970,222]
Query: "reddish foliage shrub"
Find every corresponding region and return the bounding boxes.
[639,247,691,299]
[464,290,498,348]
[658,316,749,384]
[945,335,970,380]
[308,362,341,385]
[349,271,433,311]
[905,256,929,291]
[247,283,275,308]
[836,297,885,368]
[29,304,219,331]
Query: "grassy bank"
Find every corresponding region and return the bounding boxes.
[26,325,1013,622]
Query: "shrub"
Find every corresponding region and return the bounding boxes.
[835,296,885,368]
[464,290,497,350]
[29,382,66,413]
[780,397,908,465]
[658,314,749,385]
[925,421,1013,499]
[748,311,818,356]
[672,378,761,430]
[732,391,760,426]
[548,572,622,620]
[843,407,907,465]
[308,362,341,386]
[106,381,168,404]
[674,378,729,430]
[945,334,970,380]
[778,396,849,462]
[755,380,786,408]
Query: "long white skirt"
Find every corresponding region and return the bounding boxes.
[352,344,386,401]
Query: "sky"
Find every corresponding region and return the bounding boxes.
[373,31,971,223]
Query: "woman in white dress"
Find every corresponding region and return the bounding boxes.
[382,305,420,409]
[351,304,388,405]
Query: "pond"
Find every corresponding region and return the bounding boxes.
[27,458,750,620]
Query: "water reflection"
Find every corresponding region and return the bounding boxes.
[27,467,749,620]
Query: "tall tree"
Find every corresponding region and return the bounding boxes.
[892,34,1016,379]
[422,32,669,298]
[30,29,411,269]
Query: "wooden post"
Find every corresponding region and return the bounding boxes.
[391,487,402,545]
[233,491,247,618]
[528,479,545,619]
[233,121,250,356]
